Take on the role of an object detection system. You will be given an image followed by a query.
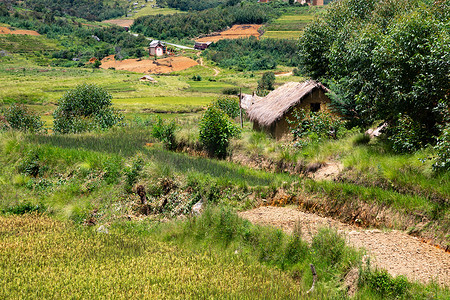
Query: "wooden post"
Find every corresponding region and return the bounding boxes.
[239,88,243,128]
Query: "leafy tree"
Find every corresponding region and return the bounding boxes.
[298,0,450,151]
[258,72,275,91]
[151,116,177,150]
[1,104,44,133]
[213,96,240,119]
[53,84,123,134]
[199,105,241,158]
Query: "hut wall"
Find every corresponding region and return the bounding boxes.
[251,88,333,140]
[273,89,332,139]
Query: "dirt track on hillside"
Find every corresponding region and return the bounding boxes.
[0,26,40,36]
[239,206,450,287]
[100,55,198,73]
[196,24,262,43]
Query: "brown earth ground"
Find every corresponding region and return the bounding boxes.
[0,26,40,36]
[196,24,262,43]
[239,206,450,287]
[102,19,134,28]
[100,55,198,73]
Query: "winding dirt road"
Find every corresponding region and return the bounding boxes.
[239,206,450,287]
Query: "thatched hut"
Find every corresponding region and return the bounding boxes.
[247,80,331,139]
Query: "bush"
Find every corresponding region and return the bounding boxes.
[213,96,240,119]
[53,83,123,134]
[258,71,275,91]
[199,105,241,158]
[387,114,424,153]
[359,268,409,298]
[433,125,450,173]
[221,87,240,95]
[1,104,44,133]
[289,109,346,148]
[151,116,177,150]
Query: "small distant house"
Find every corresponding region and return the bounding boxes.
[139,75,157,82]
[246,80,332,139]
[149,40,166,57]
[194,42,212,50]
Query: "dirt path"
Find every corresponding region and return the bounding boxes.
[239,206,450,286]
[198,54,220,76]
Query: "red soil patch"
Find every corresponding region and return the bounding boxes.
[0,26,40,36]
[102,19,134,28]
[100,55,198,74]
[196,24,262,43]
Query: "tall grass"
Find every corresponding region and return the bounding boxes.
[0,214,301,299]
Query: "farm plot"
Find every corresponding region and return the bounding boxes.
[195,24,262,43]
[262,14,314,39]
[100,55,198,74]
[0,26,40,36]
[112,96,212,113]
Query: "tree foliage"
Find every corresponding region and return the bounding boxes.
[203,37,299,71]
[199,105,241,158]
[298,0,450,152]
[132,2,278,40]
[1,104,44,133]
[213,96,240,119]
[53,84,123,134]
[0,11,147,63]
[12,0,126,21]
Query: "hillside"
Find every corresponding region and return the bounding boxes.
[0,0,449,298]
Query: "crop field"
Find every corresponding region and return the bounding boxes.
[113,96,212,113]
[0,215,300,299]
[0,35,60,53]
[262,10,316,40]
[262,31,302,40]
[133,6,182,18]
[264,15,315,32]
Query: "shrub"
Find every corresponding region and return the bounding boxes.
[192,75,202,81]
[359,268,409,298]
[257,71,275,91]
[199,105,241,158]
[387,114,424,153]
[213,96,240,119]
[1,104,44,133]
[53,83,123,134]
[151,116,177,150]
[433,125,450,172]
[289,109,346,148]
[221,87,240,95]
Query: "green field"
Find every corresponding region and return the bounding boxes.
[262,31,302,40]
[265,14,315,32]
[113,96,212,113]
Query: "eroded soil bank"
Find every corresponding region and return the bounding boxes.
[239,206,450,287]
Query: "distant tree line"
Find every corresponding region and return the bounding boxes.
[298,0,449,156]
[203,37,299,71]
[159,0,234,12]
[7,0,125,21]
[132,2,280,40]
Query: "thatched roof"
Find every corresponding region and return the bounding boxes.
[240,93,262,110]
[247,80,330,127]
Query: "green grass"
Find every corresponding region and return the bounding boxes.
[133,6,183,18]
[0,35,61,53]
[262,31,302,40]
[185,80,237,94]
[113,96,212,113]
[264,14,315,32]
